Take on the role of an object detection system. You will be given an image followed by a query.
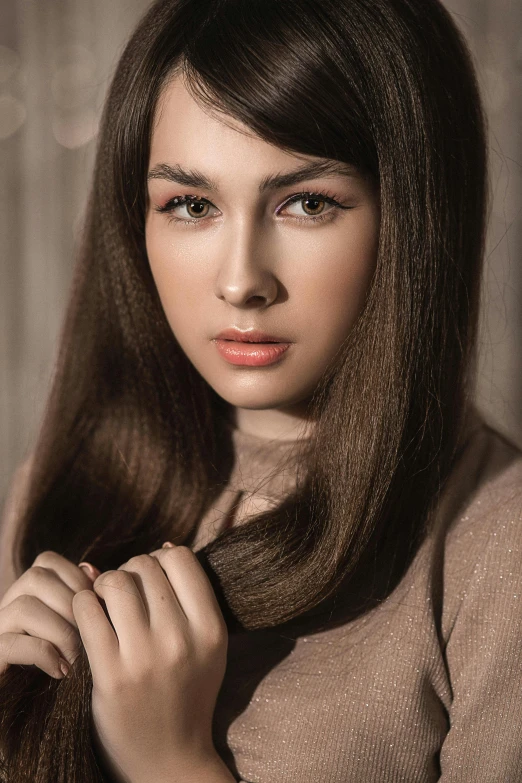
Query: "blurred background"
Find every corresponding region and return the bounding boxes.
[1,0,521,507]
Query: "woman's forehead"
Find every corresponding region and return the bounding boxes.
[149,75,368,194]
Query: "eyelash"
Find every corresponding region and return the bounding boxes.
[153,191,351,227]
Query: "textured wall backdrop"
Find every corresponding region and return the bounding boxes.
[1,0,521,507]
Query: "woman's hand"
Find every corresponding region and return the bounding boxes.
[0,551,101,679]
[71,543,229,783]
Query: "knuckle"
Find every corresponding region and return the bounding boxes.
[169,545,192,558]
[72,588,92,602]
[32,551,56,566]
[12,593,37,614]
[126,554,151,566]
[24,565,48,585]
[160,545,194,566]
[124,554,158,572]
[94,570,129,590]
[35,637,56,657]
[203,622,227,650]
[170,637,191,666]
[175,545,195,561]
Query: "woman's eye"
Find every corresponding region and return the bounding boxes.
[279,193,339,221]
[155,195,219,223]
[154,191,349,225]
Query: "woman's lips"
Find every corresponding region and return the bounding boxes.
[213,339,291,366]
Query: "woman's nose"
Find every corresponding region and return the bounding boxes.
[213,221,279,308]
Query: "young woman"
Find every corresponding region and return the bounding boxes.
[0,0,521,781]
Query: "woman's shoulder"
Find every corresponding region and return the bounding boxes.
[439,405,522,548]
[434,406,522,640]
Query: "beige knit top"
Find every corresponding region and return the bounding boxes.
[192,409,522,783]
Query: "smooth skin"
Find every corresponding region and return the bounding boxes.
[145,74,381,441]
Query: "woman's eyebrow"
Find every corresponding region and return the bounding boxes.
[146,160,359,193]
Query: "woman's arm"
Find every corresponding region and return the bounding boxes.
[439,459,522,779]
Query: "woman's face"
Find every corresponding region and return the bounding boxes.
[145,75,380,438]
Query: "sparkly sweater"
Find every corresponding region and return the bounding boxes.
[2,409,522,782]
[192,409,522,782]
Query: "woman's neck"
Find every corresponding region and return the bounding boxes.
[230,408,315,442]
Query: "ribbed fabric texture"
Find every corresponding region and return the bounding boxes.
[192,427,310,549]
[200,412,522,782]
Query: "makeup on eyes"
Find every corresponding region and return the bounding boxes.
[151,188,356,227]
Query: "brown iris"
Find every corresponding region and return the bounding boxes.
[300,196,326,215]
[185,199,210,218]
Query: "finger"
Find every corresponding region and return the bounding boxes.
[91,568,149,650]
[72,589,119,687]
[31,551,98,594]
[146,542,174,558]
[118,556,187,622]
[78,562,102,582]
[0,632,69,679]
[0,594,81,666]
[149,547,226,637]
[119,555,189,635]
[0,566,80,631]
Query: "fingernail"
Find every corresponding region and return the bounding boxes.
[162,542,175,548]
[59,659,70,677]
[79,562,95,580]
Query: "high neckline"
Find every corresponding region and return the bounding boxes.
[231,425,312,445]
[192,418,309,550]
[224,420,310,497]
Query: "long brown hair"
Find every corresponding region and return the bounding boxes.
[0,0,488,779]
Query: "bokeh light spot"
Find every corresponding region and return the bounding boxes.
[52,107,99,148]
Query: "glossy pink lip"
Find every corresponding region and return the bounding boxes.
[214,327,289,343]
[214,339,291,366]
